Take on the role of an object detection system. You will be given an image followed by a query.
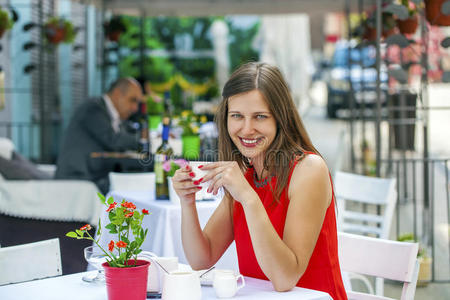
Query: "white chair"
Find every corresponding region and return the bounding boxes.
[108,172,155,193]
[334,171,397,296]
[0,238,62,285]
[338,232,420,300]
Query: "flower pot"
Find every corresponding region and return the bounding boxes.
[382,27,396,39]
[425,0,450,26]
[417,256,432,286]
[396,16,419,35]
[363,26,395,41]
[45,24,65,44]
[182,135,200,160]
[102,259,150,300]
[107,31,122,42]
[148,115,162,130]
[363,26,377,41]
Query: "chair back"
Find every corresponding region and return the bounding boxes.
[335,171,397,240]
[109,172,155,193]
[338,232,419,300]
[0,238,62,285]
[334,171,397,296]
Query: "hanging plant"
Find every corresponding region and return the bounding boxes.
[0,6,14,39]
[104,16,127,42]
[395,0,420,35]
[362,10,397,41]
[44,17,76,45]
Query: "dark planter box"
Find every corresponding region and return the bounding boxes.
[389,92,417,151]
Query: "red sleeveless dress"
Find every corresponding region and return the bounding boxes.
[233,155,347,300]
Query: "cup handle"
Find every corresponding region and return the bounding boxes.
[138,252,158,269]
[139,251,158,258]
[236,275,245,291]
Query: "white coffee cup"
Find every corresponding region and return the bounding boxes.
[189,161,222,200]
[162,271,202,300]
[213,270,245,298]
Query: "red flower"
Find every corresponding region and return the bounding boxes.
[125,211,134,218]
[116,241,127,248]
[80,224,92,231]
[121,201,136,210]
[142,209,149,215]
[106,202,117,212]
[108,240,115,251]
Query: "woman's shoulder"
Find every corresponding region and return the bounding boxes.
[288,153,332,206]
[291,153,329,182]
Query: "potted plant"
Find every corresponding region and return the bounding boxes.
[0,6,14,39]
[396,0,420,34]
[104,16,127,42]
[397,233,432,286]
[67,193,151,300]
[425,0,450,26]
[363,11,397,41]
[178,110,201,159]
[44,17,76,45]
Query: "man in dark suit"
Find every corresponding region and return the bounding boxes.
[55,78,143,194]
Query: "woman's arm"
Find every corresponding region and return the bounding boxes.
[173,166,234,270]
[243,155,331,291]
[203,156,331,291]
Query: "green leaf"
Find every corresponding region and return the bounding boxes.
[75,229,85,237]
[119,252,127,261]
[66,231,78,238]
[97,218,102,236]
[130,241,138,249]
[106,223,118,234]
[97,192,106,204]
[122,236,130,245]
[107,196,114,205]
[108,211,116,222]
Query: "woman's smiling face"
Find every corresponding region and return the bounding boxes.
[227,89,277,162]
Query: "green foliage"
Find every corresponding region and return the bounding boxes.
[44,17,77,44]
[226,18,260,71]
[397,233,428,258]
[0,7,13,30]
[146,95,164,115]
[66,194,150,268]
[117,15,259,105]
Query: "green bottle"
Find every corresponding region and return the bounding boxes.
[155,116,173,200]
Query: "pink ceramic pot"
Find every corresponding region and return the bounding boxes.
[102,259,150,300]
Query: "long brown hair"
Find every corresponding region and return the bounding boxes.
[215,62,319,202]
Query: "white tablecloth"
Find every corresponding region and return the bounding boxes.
[96,190,239,270]
[0,271,332,300]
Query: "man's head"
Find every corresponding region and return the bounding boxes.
[107,78,143,120]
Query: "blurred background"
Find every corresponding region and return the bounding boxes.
[0,0,449,298]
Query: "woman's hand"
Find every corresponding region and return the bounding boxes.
[201,161,255,204]
[172,165,201,205]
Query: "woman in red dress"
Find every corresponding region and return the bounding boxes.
[173,62,347,300]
